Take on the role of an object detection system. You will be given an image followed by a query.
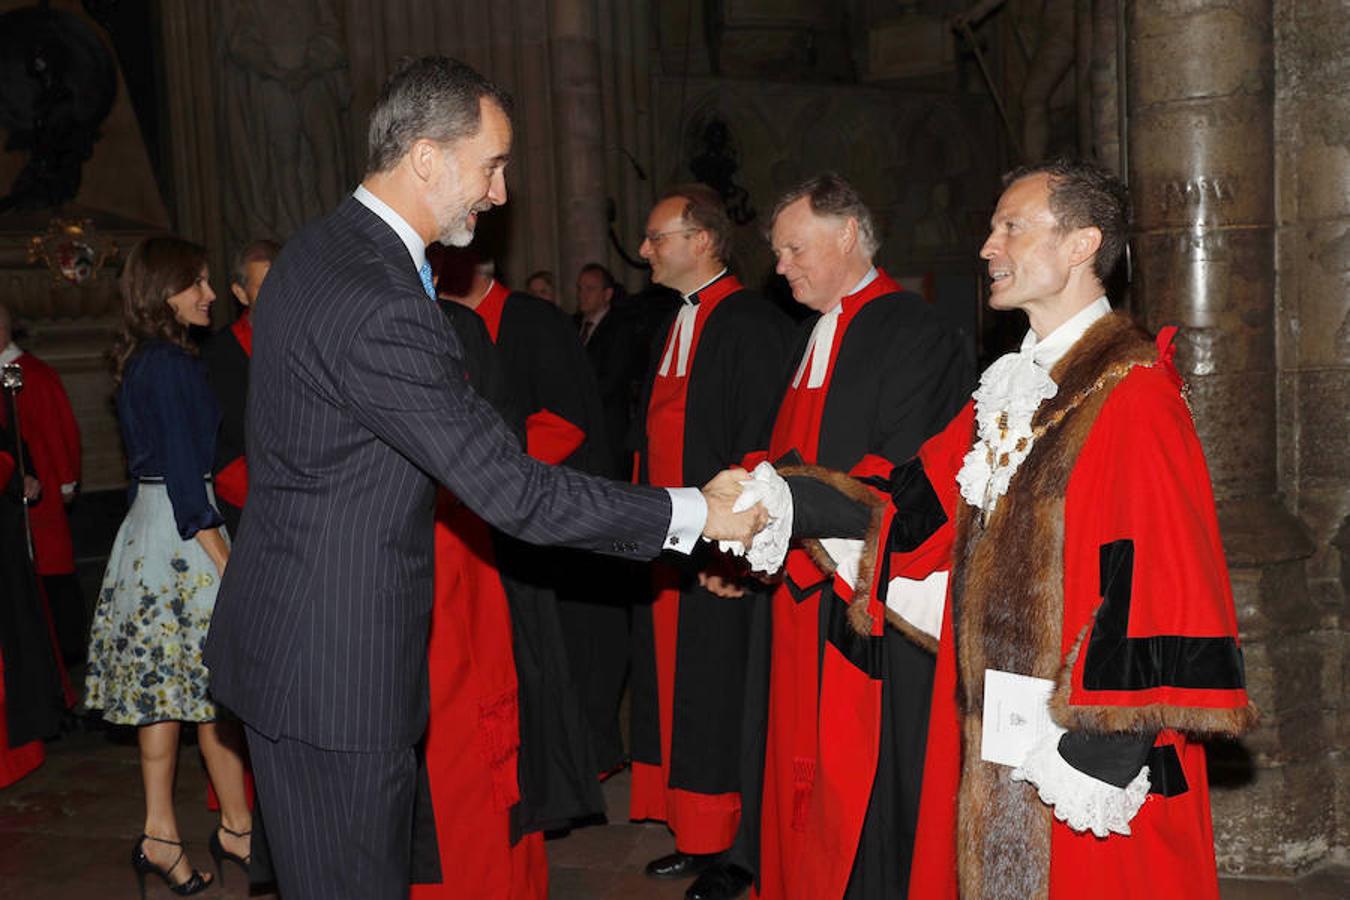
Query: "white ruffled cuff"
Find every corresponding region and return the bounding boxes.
[718,462,793,574]
[1010,732,1151,838]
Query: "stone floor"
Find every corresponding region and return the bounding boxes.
[0,723,1345,899]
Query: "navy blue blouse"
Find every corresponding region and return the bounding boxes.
[118,341,224,539]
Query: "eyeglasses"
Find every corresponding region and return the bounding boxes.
[642,228,700,246]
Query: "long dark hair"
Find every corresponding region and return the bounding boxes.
[110,236,206,385]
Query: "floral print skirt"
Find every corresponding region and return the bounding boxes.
[84,483,227,725]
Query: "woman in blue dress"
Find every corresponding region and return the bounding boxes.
[85,237,252,897]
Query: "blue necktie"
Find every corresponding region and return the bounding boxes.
[418,261,436,300]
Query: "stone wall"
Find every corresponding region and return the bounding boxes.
[1273,0,1350,868]
[1124,0,1347,876]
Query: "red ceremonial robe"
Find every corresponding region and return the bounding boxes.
[1,353,80,576]
[414,300,546,900]
[415,287,603,899]
[746,271,971,900]
[901,316,1255,900]
[629,273,791,853]
[1,353,82,690]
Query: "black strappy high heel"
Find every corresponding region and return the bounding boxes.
[131,834,211,899]
[208,823,252,887]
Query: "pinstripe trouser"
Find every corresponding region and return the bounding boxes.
[247,726,417,900]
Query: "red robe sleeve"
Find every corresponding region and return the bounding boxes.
[13,357,81,575]
[0,450,13,486]
[524,409,586,465]
[1052,362,1256,735]
[14,358,81,488]
[891,401,972,581]
[214,456,250,508]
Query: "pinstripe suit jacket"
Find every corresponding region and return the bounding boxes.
[204,197,672,751]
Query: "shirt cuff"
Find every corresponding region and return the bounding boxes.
[663,486,706,554]
[1010,731,1151,837]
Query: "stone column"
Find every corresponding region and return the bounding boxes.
[551,0,611,308]
[1126,0,1326,877]
[1274,0,1350,860]
[1089,0,1121,174]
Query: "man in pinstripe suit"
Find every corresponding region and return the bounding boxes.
[204,57,761,900]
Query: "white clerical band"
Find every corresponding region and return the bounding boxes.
[658,303,699,377]
[792,306,841,390]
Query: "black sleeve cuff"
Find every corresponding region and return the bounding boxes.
[1057,730,1156,789]
[870,458,947,553]
[785,475,872,540]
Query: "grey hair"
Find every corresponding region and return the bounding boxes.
[231,239,281,285]
[366,56,513,175]
[770,172,880,258]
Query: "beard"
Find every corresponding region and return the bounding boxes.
[435,204,477,248]
[429,164,485,248]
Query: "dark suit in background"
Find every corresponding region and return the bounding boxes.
[204,196,675,899]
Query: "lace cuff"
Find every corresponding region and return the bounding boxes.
[719,462,793,574]
[1011,731,1151,838]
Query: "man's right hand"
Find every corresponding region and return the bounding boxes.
[700,467,767,545]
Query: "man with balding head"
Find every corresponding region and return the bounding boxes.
[628,184,793,888]
[691,174,971,900]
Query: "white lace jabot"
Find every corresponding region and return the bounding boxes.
[956,298,1111,515]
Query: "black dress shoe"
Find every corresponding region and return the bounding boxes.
[686,862,753,900]
[644,851,717,880]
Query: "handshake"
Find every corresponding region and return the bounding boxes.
[698,467,770,546]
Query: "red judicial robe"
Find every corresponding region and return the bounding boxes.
[1,352,83,691]
[899,315,1255,900]
[413,289,604,899]
[0,352,80,577]
[742,271,971,900]
[0,430,65,787]
[628,273,792,853]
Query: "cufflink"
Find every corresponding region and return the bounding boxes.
[669,536,680,547]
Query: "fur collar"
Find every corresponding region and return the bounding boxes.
[950,313,1156,900]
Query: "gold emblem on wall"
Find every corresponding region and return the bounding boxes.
[27,217,118,286]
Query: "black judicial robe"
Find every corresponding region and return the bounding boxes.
[628,274,793,849]
[476,281,636,774]
[409,300,603,894]
[452,287,607,834]
[202,314,252,536]
[730,275,972,898]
